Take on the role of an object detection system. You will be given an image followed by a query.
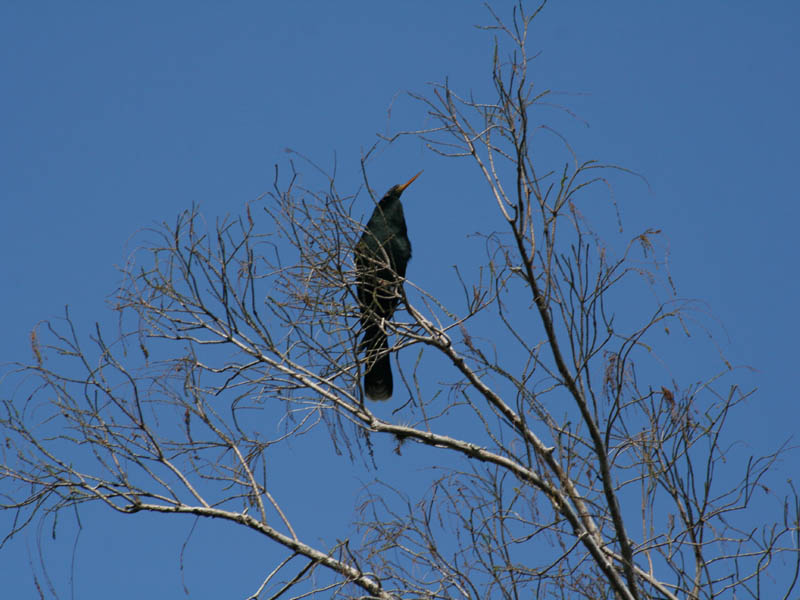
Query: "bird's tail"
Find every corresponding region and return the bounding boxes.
[360,324,392,401]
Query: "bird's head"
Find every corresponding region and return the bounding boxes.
[383,170,423,201]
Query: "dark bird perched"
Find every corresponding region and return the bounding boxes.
[355,171,422,400]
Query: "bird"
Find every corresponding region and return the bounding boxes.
[355,171,422,400]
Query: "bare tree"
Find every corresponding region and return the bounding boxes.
[2,3,798,599]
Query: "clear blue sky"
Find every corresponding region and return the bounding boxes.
[2,2,798,597]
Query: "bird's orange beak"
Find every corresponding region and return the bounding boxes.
[397,170,423,193]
